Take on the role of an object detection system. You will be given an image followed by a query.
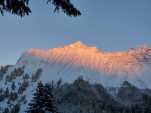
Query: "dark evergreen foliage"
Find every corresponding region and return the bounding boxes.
[5,87,9,98]
[11,104,20,113]
[0,65,10,74]
[0,65,10,80]
[3,108,9,113]
[9,92,18,101]
[11,81,16,90]
[18,80,29,94]
[0,0,31,16]
[47,0,81,16]
[0,0,81,17]
[31,68,43,82]
[26,81,58,113]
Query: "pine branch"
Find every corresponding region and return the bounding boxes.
[0,0,81,17]
[0,0,31,17]
[47,0,81,16]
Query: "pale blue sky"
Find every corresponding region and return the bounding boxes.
[0,0,151,65]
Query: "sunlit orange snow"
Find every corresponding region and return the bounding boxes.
[25,41,151,75]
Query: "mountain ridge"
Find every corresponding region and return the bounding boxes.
[18,41,151,75]
[15,41,151,88]
[0,42,151,113]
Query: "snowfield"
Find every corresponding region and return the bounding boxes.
[17,42,151,88]
[0,42,151,113]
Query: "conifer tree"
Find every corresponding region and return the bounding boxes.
[0,0,81,17]
[5,87,9,98]
[26,81,58,113]
[44,83,57,113]
[26,81,45,113]
[11,81,16,90]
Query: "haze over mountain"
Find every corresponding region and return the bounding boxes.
[16,41,151,88]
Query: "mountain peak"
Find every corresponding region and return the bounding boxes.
[69,41,88,48]
[18,42,151,78]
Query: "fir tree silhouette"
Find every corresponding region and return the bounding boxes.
[0,0,81,17]
[26,81,58,113]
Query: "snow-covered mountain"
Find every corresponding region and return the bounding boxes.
[16,41,151,88]
[0,41,151,113]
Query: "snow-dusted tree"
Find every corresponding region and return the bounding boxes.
[11,81,16,90]
[5,87,9,98]
[31,68,43,82]
[26,81,45,113]
[26,81,58,113]
[18,80,29,94]
[3,108,9,113]
[11,104,20,113]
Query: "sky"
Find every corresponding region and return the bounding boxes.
[0,0,151,65]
